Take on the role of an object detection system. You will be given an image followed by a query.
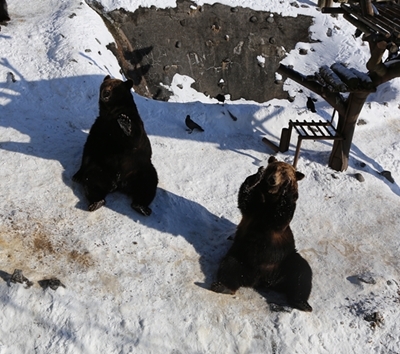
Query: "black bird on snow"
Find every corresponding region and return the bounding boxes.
[185,115,204,133]
[215,94,225,103]
[306,97,317,113]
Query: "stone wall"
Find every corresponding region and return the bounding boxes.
[94,0,313,102]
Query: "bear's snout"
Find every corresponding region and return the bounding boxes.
[267,175,276,186]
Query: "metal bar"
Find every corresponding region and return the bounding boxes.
[296,121,311,137]
[373,15,400,35]
[376,7,400,27]
[321,123,335,137]
[262,137,279,153]
[293,125,307,137]
[293,137,302,169]
[343,13,373,37]
[377,4,400,24]
[314,121,327,136]
[321,7,345,14]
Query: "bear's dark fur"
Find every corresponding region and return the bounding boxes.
[73,76,158,216]
[0,0,10,23]
[211,156,313,312]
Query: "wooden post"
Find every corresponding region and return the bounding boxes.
[360,0,374,16]
[328,92,369,171]
[326,0,333,7]
[318,0,334,8]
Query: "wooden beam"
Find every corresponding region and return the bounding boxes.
[277,64,347,116]
[322,7,345,14]
[366,39,388,76]
[343,13,372,36]
[342,4,391,37]
[360,0,374,16]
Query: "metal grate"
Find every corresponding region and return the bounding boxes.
[262,119,344,168]
[289,120,341,140]
[288,120,343,168]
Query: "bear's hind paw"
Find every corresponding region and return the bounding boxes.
[210,282,236,295]
[291,300,313,312]
[131,204,152,216]
[88,200,105,212]
[72,170,84,183]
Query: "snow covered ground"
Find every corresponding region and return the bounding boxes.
[1,0,400,353]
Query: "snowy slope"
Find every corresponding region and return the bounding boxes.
[1,0,400,353]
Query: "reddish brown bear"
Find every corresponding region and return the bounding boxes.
[211,156,312,312]
[73,76,158,216]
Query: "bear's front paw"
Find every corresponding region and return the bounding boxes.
[88,200,105,212]
[117,114,132,136]
[210,282,236,295]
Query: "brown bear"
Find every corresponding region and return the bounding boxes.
[73,76,158,216]
[0,0,10,23]
[211,156,312,312]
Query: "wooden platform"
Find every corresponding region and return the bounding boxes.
[262,119,343,168]
[323,1,400,47]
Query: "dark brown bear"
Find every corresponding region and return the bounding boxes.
[73,76,158,216]
[211,156,312,312]
[0,0,10,23]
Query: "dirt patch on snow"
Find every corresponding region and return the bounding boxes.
[0,208,94,280]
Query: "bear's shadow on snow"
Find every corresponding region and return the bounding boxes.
[0,59,105,187]
[0,270,10,283]
[99,187,238,286]
[0,58,274,186]
[1,57,397,196]
[1,65,398,303]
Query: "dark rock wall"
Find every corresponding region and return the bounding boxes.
[101,0,313,102]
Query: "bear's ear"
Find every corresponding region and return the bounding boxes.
[268,156,277,164]
[103,75,111,82]
[125,79,134,89]
[296,171,305,181]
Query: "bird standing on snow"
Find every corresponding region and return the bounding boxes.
[215,94,225,104]
[306,97,317,113]
[185,115,204,133]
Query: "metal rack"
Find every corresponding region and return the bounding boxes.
[262,118,343,168]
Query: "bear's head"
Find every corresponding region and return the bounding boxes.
[99,75,134,108]
[257,156,305,199]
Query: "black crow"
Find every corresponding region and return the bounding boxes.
[185,115,204,133]
[306,97,316,113]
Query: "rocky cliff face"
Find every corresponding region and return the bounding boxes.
[92,0,313,102]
